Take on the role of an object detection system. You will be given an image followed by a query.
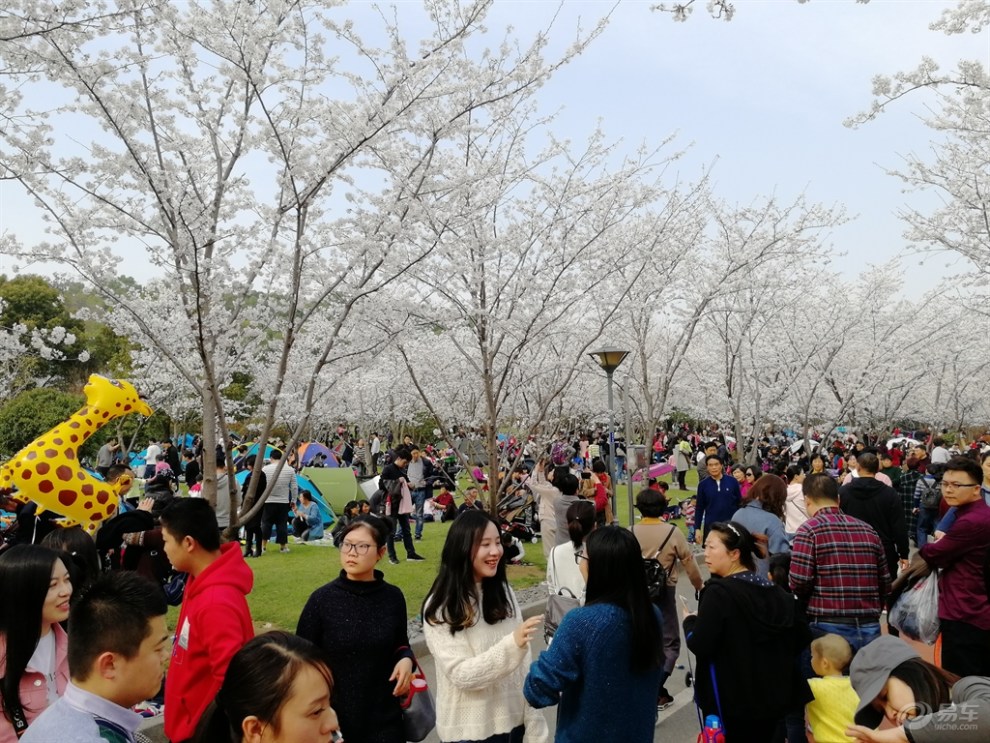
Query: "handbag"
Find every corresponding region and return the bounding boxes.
[401,670,436,742]
[545,587,580,643]
[544,549,581,642]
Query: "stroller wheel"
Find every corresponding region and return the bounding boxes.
[531,536,539,543]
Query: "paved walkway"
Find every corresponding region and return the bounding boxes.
[141,552,713,743]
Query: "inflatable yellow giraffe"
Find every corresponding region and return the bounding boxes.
[0,375,153,532]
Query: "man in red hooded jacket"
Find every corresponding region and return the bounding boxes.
[160,499,254,743]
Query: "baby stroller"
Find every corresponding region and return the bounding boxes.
[496,486,538,543]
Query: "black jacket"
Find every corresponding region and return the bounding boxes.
[684,574,812,722]
[839,477,909,569]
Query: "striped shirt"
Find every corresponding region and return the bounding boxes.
[789,507,891,620]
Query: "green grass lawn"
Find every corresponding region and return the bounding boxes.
[236,518,547,630]
[169,462,701,631]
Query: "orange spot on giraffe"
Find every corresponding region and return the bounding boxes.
[58,490,77,507]
[76,472,85,481]
[20,470,31,481]
[25,451,36,461]
[38,480,54,493]
[83,501,92,510]
[65,450,75,461]
[36,462,50,475]
[96,491,110,505]
[44,449,58,458]
[52,437,63,445]
[81,484,94,495]
[56,466,73,482]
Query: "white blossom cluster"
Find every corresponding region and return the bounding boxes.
[0,0,986,500]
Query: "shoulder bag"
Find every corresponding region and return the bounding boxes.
[544,548,582,642]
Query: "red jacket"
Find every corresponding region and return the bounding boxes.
[164,543,254,742]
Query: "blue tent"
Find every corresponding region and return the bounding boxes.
[297,442,339,467]
[234,470,335,527]
[128,449,146,470]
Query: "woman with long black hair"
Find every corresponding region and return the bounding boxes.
[422,510,547,743]
[0,545,71,743]
[525,526,664,741]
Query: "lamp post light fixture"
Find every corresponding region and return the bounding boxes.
[588,347,629,522]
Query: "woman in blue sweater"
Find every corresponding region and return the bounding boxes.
[524,526,663,742]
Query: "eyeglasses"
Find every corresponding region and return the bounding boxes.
[573,549,589,565]
[341,541,375,555]
[940,481,979,491]
[745,473,755,478]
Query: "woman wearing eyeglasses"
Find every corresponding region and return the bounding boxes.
[525,526,664,741]
[741,467,761,501]
[296,515,414,743]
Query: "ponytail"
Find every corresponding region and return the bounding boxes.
[192,700,238,743]
[708,521,761,571]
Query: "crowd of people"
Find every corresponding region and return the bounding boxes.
[1,426,990,743]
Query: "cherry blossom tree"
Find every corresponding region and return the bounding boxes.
[0,0,614,522]
[390,112,698,503]
[651,0,870,23]
[847,1,989,306]
[649,194,845,460]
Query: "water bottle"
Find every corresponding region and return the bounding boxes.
[697,715,725,743]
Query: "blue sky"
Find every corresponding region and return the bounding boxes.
[2,0,987,293]
[528,0,989,293]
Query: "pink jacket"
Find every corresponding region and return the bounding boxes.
[0,624,69,743]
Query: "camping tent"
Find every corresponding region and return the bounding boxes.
[297,442,339,467]
[233,470,336,527]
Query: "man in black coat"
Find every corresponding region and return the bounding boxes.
[839,452,909,577]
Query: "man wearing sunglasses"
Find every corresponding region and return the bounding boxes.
[916,456,990,677]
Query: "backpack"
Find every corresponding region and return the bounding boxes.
[918,478,941,509]
[644,526,677,601]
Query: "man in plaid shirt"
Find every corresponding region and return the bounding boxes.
[790,474,892,663]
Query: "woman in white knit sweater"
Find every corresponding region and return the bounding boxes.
[423,510,548,743]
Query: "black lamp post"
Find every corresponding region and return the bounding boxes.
[588,347,629,520]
